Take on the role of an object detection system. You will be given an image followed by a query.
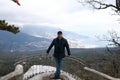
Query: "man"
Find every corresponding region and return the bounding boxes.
[46,31,71,79]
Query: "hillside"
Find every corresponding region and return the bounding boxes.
[0,31,50,51]
[0,25,100,51]
[21,25,98,48]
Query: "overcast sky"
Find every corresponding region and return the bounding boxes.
[0,0,120,37]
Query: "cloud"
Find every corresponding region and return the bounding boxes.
[0,0,120,36]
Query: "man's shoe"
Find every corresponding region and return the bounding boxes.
[49,74,60,79]
[52,77,60,79]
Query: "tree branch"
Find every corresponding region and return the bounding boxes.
[79,0,120,13]
[0,20,20,34]
[87,0,117,9]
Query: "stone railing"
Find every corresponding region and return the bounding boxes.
[0,56,120,80]
[68,56,120,80]
[84,67,120,80]
[0,65,23,80]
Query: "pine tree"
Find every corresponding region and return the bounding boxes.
[0,20,20,34]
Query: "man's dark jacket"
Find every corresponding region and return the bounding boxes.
[46,37,71,58]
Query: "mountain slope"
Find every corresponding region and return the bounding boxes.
[21,25,88,39]
[0,25,99,52]
[0,31,50,52]
[21,25,97,48]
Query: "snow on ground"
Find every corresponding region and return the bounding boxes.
[23,65,80,80]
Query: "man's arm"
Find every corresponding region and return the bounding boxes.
[65,40,71,56]
[46,39,54,54]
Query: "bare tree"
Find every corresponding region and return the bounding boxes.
[97,30,120,77]
[78,0,120,77]
[99,30,120,47]
[78,0,120,13]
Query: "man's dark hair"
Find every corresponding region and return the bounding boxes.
[57,31,62,35]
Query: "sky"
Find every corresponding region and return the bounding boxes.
[0,0,120,39]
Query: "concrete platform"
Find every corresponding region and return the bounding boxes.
[29,73,70,80]
[42,73,69,80]
[24,65,80,80]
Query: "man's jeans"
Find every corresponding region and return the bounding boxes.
[54,57,63,78]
